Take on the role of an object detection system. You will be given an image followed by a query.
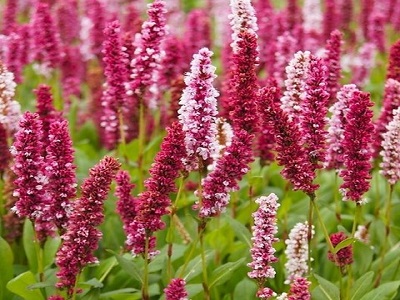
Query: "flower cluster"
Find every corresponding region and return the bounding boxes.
[380,107,400,185]
[55,156,120,296]
[327,232,353,267]
[164,278,188,300]
[284,222,313,284]
[339,90,374,204]
[178,47,219,171]
[128,0,167,100]
[258,87,318,194]
[248,193,279,299]
[197,129,254,218]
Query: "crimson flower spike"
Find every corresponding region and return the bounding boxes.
[386,40,400,82]
[100,20,130,150]
[56,0,80,44]
[31,1,63,75]
[46,120,77,233]
[323,30,343,105]
[54,156,120,296]
[164,278,189,300]
[228,0,259,135]
[84,0,107,59]
[301,54,330,168]
[126,122,186,257]
[258,87,318,195]
[11,112,54,244]
[323,0,338,41]
[339,90,374,204]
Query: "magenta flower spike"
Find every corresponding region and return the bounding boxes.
[164,278,188,300]
[258,87,318,194]
[287,277,311,300]
[35,85,62,142]
[56,0,80,44]
[0,123,10,173]
[0,62,21,135]
[84,0,107,58]
[302,0,323,52]
[284,222,313,284]
[247,193,279,299]
[127,122,186,256]
[45,120,77,232]
[178,47,219,171]
[128,0,167,105]
[323,0,338,41]
[339,0,353,34]
[197,129,254,218]
[115,170,137,251]
[360,0,374,41]
[380,107,400,185]
[339,91,374,204]
[2,0,18,35]
[281,51,311,123]
[274,31,298,84]
[60,45,84,106]
[323,30,343,105]
[369,10,386,53]
[11,112,54,242]
[31,1,63,74]
[183,9,211,65]
[100,20,130,150]
[301,55,330,167]
[54,156,120,296]
[350,42,376,86]
[325,84,359,170]
[4,31,24,83]
[327,232,353,266]
[228,0,259,134]
[373,79,400,157]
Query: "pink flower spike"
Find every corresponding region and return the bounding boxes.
[339,91,374,204]
[178,47,219,171]
[380,107,400,185]
[46,120,77,233]
[287,277,311,300]
[55,156,120,296]
[197,129,254,218]
[373,79,400,158]
[164,278,188,300]
[128,0,167,103]
[84,0,107,58]
[0,62,21,135]
[387,40,400,82]
[325,84,360,170]
[248,193,279,279]
[2,0,18,35]
[56,0,80,44]
[284,222,313,283]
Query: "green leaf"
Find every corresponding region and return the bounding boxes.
[99,288,139,298]
[209,258,246,288]
[312,274,340,300]
[111,251,143,284]
[359,281,400,300]
[176,250,215,282]
[43,236,61,268]
[23,220,38,273]
[186,284,203,298]
[233,278,258,300]
[0,237,14,300]
[224,215,252,248]
[350,271,374,300]
[6,271,45,300]
[333,237,356,254]
[94,256,117,282]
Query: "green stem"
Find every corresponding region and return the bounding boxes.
[307,193,315,275]
[71,272,81,300]
[118,108,128,163]
[137,100,145,192]
[375,183,394,286]
[199,219,210,300]
[178,233,201,278]
[334,172,341,222]
[142,235,150,300]
[31,223,45,282]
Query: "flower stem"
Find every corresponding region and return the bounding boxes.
[334,172,341,221]
[142,235,150,300]
[307,193,315,275]
[199,219,210,300]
